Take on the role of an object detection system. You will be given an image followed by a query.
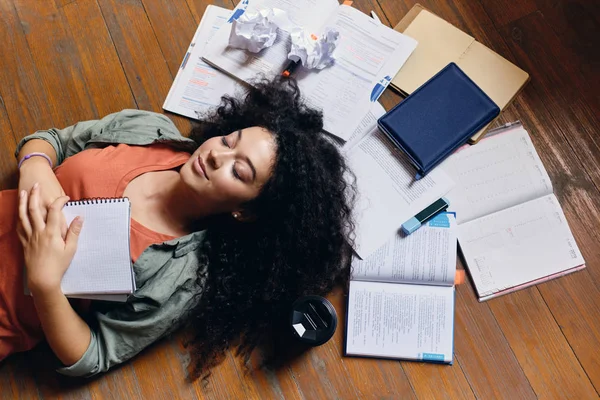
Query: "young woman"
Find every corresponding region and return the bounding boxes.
[0,77,355,379]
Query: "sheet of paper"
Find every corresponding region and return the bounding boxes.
[352,213,457,286]
[343,101,385,151]
[203,0,339,81]
[441,127,553,224]
[458,194,585,299]
[163,6,242,119]
[295,5,417,140]
[346,280,454,363]
[346,128,454,258]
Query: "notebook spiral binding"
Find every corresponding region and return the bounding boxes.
[66,198,127,206]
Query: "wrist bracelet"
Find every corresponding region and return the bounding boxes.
[18,152,53,169]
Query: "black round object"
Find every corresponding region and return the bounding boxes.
[289,295,337,346]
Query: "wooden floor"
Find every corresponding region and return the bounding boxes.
[0,0,599,398]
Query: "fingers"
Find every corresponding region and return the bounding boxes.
[65,216,84,256]
[18,189,33,239]
[46,196,71,232]
[28,183,46,232]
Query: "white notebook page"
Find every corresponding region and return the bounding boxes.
[346,280,454,363]
[352,213,457,287]
[294,5,417,140]
[61,199,133,295]
[441,127,553,224]
[458,194,584,298]
[163,5,241,119]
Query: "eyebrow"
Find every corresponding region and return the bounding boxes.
[237,129,257,182]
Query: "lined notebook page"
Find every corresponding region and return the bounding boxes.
[61,199,133,295]
[441,127,553,224]
[458,194,584,299]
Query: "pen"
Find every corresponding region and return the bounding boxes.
[401,197,450,235]
[282,60,300,77]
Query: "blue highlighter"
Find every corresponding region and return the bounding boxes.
[402,197,450,235]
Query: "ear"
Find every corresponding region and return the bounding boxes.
[231,211,257,223]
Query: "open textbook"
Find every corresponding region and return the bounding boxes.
[203,0,417,141]
[346,213,456,363]
[342,102,454,258]
[163,6,242,119]
[441,124,585,301]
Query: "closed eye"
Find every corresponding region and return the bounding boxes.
[221,136,230,148]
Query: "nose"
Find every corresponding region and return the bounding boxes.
[207,148,233,169]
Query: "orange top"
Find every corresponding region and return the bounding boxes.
[54,144,191,261]
[0,144,190,359]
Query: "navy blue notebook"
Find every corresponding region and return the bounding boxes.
[377,63,500,179]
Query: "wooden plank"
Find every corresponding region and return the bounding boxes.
[125,338,196,399]
[498,11,600,194]
[454,283,536,399]
[96,0,192,134]
[243,362,303,400]
[184,0,234,23]
[533,0,600,105]
[13,0,98,127]
[62,0,137,116]
[55,0,76,7]
[0,99,18,190]
[1,346,93,400]
[0,0,54,137]
[489,289,598,398]
[478,0,538,26]
[190,350,252,399]
[140,0,198,76]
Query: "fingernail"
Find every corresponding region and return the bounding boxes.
[20,190,26,198]
[33,182,39,190]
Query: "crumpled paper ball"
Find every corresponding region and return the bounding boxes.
[228,8,283,53]
[288,27,339,70]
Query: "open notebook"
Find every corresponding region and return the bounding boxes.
[441,124,585,301]
[59,198,134,302]
[345,213,457,364]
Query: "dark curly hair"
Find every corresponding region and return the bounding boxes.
[183,76,355,380]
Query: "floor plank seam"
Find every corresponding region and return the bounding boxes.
[138,0,178,80]
[94,0,141,111]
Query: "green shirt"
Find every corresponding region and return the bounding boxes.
[16,109,206,378]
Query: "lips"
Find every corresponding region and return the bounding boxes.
[194,156,209,179]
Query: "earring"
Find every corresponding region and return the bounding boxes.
[233,213,240,219]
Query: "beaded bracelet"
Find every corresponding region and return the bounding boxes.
[18,152,53,169]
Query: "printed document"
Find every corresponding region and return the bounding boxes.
[163,6,243,119]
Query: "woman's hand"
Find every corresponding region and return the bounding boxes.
[18,156,66,222]
[18,183,84,294]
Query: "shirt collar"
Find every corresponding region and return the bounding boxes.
[163,230,207,257]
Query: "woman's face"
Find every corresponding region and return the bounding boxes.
[180,126,276,216]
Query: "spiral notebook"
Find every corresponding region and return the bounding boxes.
[60,198,134,302]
